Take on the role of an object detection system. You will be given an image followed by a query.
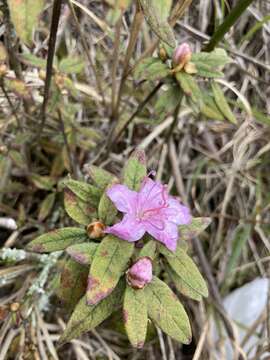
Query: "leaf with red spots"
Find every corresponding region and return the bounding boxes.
[123,149,147,191]
[27,227,88,253]
[87,165,117,191]
[64,189,97,225]
[56,259,88,311]
[123,286,148,348]
[58,279,125,346]
[145,277,191,344]
[66,242,98,266]
[64,179,102,206]
[86,235,134,305]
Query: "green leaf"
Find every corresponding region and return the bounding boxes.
[56,259,88,310]
[211,82,237,124]
[192,49,231,70]
[179,217,211,241]
[160,246,208,297]
[8,0,44,46]
[64,188,97,225]
[192,62,224,78]
[64,179,101,207]
[20,53,47,69]
[58,280,125,346]
[145,277,191,344]
[200,103,225,121]
[66,242,98,265]
[154,84,182,121]
[139,0,175,47]
[87,165,117,191]
[200,92,225,121]
[225,224,252,276]
[175,72,203,104]
[123,149,147,191]
[98,190,118,225]
[9,150,27,169]
[38,192,56,221]
[58,57,85,74]
[176,73,225,121]
[30,174,55,190]
[134,57,170,81]
[27,228,88,253]
[123,287,148,348]
[87,235,134,305]
[166,266,202,301]
[139,239,156,260]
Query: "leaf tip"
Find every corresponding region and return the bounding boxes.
[26,242,44,253]
[131,148,146,165]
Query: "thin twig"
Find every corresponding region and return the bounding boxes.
[39,0,63,135]
[111,16,122,119]
[113,3,144,119]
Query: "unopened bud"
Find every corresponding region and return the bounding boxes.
[54,73,65,89]
[38,69,46,80]
[126,257,152,289]
[173,43,192,68]
[159,47,168,62]
[87,221,105,239]
[10,302,20,312]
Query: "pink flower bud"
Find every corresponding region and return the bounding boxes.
[173,43,192,67]
[126,257,152,289]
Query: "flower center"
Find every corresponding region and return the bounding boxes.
[137,185,168,225]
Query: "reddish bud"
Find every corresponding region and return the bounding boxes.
[173,43,192,68]
[126,257,152,289]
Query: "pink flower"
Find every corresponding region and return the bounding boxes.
[173,43,192,67]
[126,257,152,289]
[105,176,191,251]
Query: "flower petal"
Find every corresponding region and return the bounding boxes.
[106,184,138,214]
[165,197,192,225]
[139,177,168,211]
[144,220,179,252]
[105,215,145,242]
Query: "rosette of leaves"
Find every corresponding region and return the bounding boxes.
[27,150,211,348]
[135,46,238,124]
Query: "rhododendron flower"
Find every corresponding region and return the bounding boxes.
[126,257,152,289]
[105,176,191,251]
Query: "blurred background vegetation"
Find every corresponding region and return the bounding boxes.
[0,0,269,359]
